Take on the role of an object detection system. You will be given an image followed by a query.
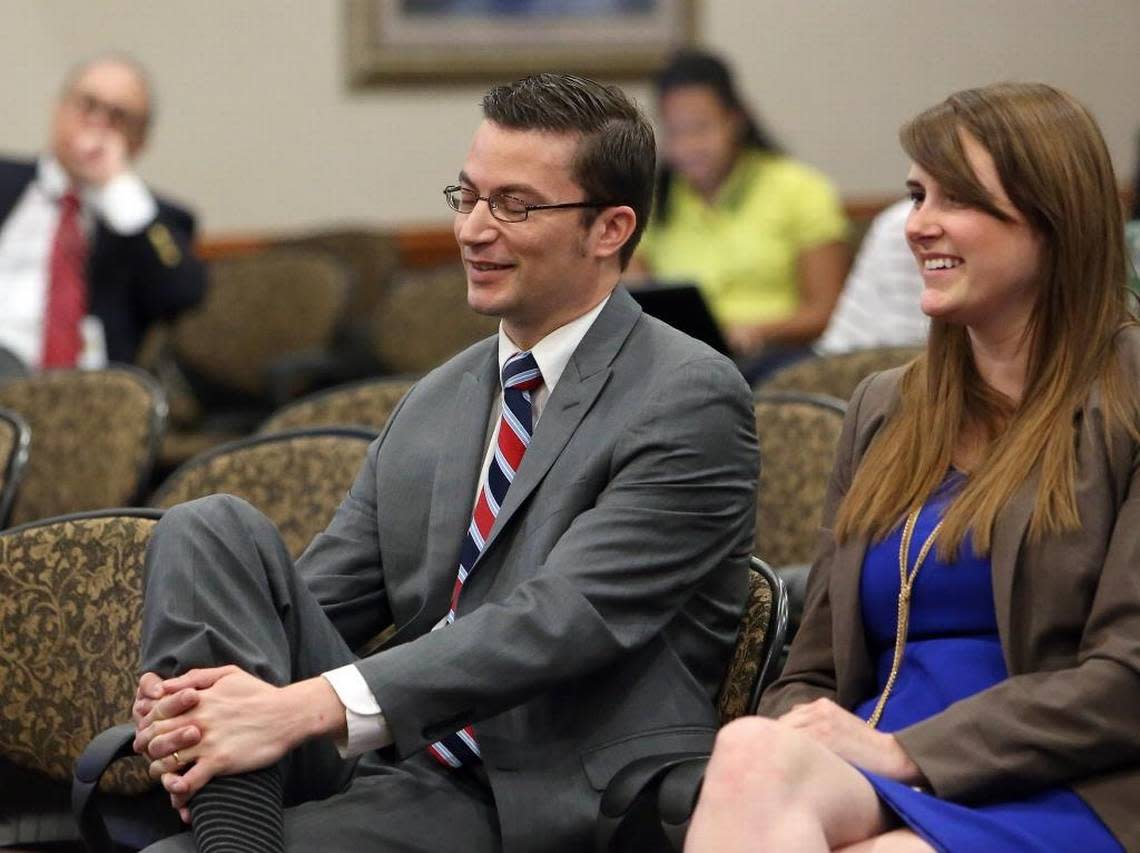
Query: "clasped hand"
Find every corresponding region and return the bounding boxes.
[132,666,293,823]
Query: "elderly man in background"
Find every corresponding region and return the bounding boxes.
[0,54,205,370]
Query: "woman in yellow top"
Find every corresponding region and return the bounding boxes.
[633,50,850,381]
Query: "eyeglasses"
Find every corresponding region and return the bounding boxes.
[66,90,147,135]
[443,185,611,223]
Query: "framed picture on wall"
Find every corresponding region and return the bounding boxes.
[345,0,696,85]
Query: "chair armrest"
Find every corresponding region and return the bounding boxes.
[658,755,710,850]
[264,349,347,406]
[72,722,137,853]
[595,751,709,853]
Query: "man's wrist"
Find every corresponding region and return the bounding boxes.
[282,677,348,746]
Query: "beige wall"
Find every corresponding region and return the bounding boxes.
[2,1,1137,234]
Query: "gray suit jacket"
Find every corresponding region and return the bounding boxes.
[298,288,758,851]
[761,325,1140,849]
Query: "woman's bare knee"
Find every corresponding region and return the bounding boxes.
[702,716,822,807]
[835,828,936,853]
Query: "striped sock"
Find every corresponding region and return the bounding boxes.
[189,766,285,853]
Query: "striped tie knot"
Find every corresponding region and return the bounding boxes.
[502,351,542,393]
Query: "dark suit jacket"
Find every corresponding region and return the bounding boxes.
[760,325,1140,850]
[0,157,206,364]
[298,289,759,852]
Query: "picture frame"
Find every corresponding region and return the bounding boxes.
[345,0,696,85]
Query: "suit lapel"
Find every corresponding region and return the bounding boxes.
[417,350,499,628]
[989,469,1036,663]
[0,160,36,223]
[830,534,873,705]
[477,288,641,560]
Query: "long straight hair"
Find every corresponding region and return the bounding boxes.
[835,82,1137,557]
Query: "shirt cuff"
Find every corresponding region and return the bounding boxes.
[321,664,394,758]
[89,171,158,235]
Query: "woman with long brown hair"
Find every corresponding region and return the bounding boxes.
[686,82,1138,851]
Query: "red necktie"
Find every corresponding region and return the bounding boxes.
[426,350,543,769]
[42,190,88,368]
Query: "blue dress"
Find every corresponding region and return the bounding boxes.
[852,472,1122,852]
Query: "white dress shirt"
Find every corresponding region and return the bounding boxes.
[0,155,157,369]
[323,294,611,757]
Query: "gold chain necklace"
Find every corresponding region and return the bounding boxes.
[866,508,945,729]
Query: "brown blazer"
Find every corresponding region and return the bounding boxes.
[760,325,1140,850]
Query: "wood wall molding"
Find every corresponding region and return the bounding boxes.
[196,189,1136,269]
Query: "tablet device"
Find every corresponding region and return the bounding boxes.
[626,282,731,356]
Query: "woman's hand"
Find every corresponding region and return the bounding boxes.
[778,698,925,785]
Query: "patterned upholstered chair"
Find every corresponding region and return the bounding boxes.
[597,557,788,851]
[715,558,790,723]
[0,368,166,527]
[371,264,498,375]
[149,427,377,559]
[0,509,176,850]
[752,392,848,568]
[151,249,352,470]
[274,227,401,338]
[756,345,923,403]
[171,249,350,402]
[751,391,847,650]
[0,408,30,528]
[258,376,417,435]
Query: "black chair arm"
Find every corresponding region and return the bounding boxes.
[596,751,709,853]
[265,349,349,406]
[657,755,711,850]
[72,722,137,853]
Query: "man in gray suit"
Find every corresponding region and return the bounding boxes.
[131,73,757,853]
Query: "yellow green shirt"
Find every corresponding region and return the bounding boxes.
[637,150,848,326]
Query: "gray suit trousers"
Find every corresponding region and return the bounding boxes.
[140,495,499,852]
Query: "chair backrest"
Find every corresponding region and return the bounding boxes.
[258,376,417,435]
[716,557,789,723]
[170,249,349,399]
[273,226,401,335]
[0,368,166,527]
[370,264,498,374]
[753,392,847,568]
[149,427,377,558]
[757,345,923,402]
[0,509,163,794]
[0,407,31,527]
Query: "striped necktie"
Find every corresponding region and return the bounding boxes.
[427,350,543,769]
[42,190,88,368]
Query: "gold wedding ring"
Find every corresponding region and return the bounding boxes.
[172,750,182,767]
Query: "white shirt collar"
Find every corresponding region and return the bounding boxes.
[36,155,71,201]
[496,295,611,395]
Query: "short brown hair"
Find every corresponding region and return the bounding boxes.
[481,73,655,268]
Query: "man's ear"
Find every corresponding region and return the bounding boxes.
[590,205,637,262]
[127,129,148,161]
